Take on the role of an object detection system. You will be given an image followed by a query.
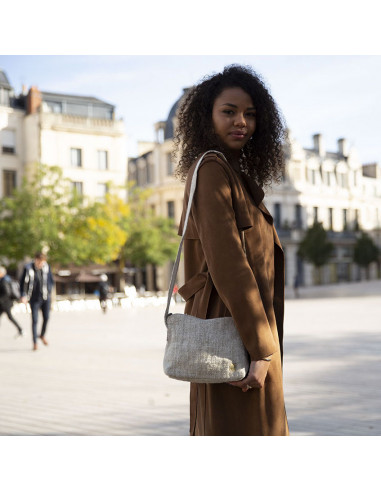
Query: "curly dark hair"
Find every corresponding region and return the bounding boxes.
[173,64,287,187]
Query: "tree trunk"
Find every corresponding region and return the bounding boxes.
[314,266,322,285]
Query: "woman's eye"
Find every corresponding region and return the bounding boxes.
[223,110,234,115]
[246,112,256,117]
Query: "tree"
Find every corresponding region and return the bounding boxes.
[297,222,334,284]
[0,163,72,268]
[353,232,379,280]
[120,185,179,288]
[68,193,129,266]
[0,163,129,270]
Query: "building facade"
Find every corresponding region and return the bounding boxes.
[0,70,127,202]
[0,71,26,198]
[128,90,381,291]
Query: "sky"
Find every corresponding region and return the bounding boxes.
[1,55,380,164]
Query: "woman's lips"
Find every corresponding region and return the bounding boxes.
[230,132,247,139]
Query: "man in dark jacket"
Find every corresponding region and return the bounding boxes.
[20,252,54,351]
[0,266,23,338]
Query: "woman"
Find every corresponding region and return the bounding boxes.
[174,65,289,435]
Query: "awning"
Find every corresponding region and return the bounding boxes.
[75,272,101,283]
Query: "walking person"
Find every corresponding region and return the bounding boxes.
[0,266,24,338]
[173,65,289,435]
[19,252,54,351]
[98,274,110,313]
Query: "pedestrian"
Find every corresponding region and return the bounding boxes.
[173,65,289,435]
[0,266,24,338]
[98,274,109,313]
[19,252,54,351]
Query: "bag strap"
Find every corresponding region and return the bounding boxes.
[164,150,236,325]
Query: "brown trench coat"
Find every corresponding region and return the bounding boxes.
[177,153,289,436]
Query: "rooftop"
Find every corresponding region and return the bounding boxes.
[0,69,12,90]
[41,91,114,109]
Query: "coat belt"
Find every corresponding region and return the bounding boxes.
[178,271,214,319]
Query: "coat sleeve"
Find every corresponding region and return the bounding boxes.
[191,159,277,360]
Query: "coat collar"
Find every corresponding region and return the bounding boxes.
[239,172,265,208]
[229,161,283,250]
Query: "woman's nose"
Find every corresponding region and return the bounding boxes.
[234,113,246,127]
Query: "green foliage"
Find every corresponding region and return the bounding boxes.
[297,222,334,268]
[122,185,179,268]
[0,165,179,274]
[0,163,129,268]
[353,232,379,267]
[64,193,129,266]
[0,164,71,267]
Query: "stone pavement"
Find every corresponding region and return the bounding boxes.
[0,280,380,436]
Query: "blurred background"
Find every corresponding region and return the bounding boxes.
[0,55,380,303]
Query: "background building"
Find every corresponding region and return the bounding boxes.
[0,69,128,293]
[0,69,127,202]
[0,70,25,198]
[128,90,381,291]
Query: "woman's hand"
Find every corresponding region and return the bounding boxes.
[229,359,270,392]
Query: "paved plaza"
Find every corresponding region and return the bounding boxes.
[0,280,380,436]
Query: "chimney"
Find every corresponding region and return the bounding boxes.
[26,86,42,115]
[338,138,348,157]
[313,133,325,157]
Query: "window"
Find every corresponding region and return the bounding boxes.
[97,183,108,198]
[328,208,333,230]
[307,168,317,185]
[3,170,16,197]
[98,150,108,170]
[46,101,62,113]
[274,203,281,229]
[1,129,16,154]
[167,200,175,219]
[343,209,348,230]
[72,181,83,195]
[146,163,153,184]
[71,148,82,167]
[295,204,302,229]
[338,172,347,188]
[167,153,174,176]
[354,209,360,230]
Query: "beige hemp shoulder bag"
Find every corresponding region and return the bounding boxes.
[163,150,250,383]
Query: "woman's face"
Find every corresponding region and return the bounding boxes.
[211,87,256,155]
